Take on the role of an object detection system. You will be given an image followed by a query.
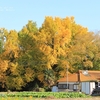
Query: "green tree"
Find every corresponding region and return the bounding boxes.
[43,69,55,87]
[91,32,100,70]
[67,25,98,72]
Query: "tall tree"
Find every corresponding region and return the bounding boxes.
[36,17,76,85]
[67,24,98,73]
[91,32,100,70]
[1,17,100,91]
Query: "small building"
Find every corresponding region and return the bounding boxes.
[58,70,100,95]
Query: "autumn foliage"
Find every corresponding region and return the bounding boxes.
[0,16,100,91]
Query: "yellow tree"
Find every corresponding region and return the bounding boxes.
[67,24,98,73]
[0,29,33,90]
[1,17,99,91]
[16,21,44,90]
[37,16,75,85]
[0,29,9,89]
[2,30,22,90]
[91,32,100,70]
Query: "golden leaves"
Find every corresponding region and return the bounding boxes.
[9,62,18,73]
[4,30,19,58]
[0,59,8,72]
[83,60,93,68]
[1,16,99,90]
[39,16,74,70]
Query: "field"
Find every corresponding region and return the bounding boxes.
[0,97,100,100]
[0,92,100,100]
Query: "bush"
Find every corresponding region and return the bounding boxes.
[39,88,45,92]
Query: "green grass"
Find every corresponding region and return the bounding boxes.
[0,92,91,100]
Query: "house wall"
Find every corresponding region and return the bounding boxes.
[58,81,95,94]
[90,82,95,94]
[81,82,95,95]
[58,82,77,92]
[59,81,95,94]
[58,82,76,85]
[81,82,90,94]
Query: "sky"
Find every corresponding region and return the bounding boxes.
[0,0,100,32]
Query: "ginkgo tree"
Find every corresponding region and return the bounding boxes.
[0,16,100,91]
[67,24,98,73]
[37,16,74,84]
[91,32,100,70]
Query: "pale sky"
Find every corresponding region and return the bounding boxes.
[0,0,100,32]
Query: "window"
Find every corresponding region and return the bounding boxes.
[95,82,100,88]
[58,84,68,89]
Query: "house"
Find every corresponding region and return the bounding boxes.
[58,70,100,95]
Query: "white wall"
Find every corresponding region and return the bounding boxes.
[90,82,95,94]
